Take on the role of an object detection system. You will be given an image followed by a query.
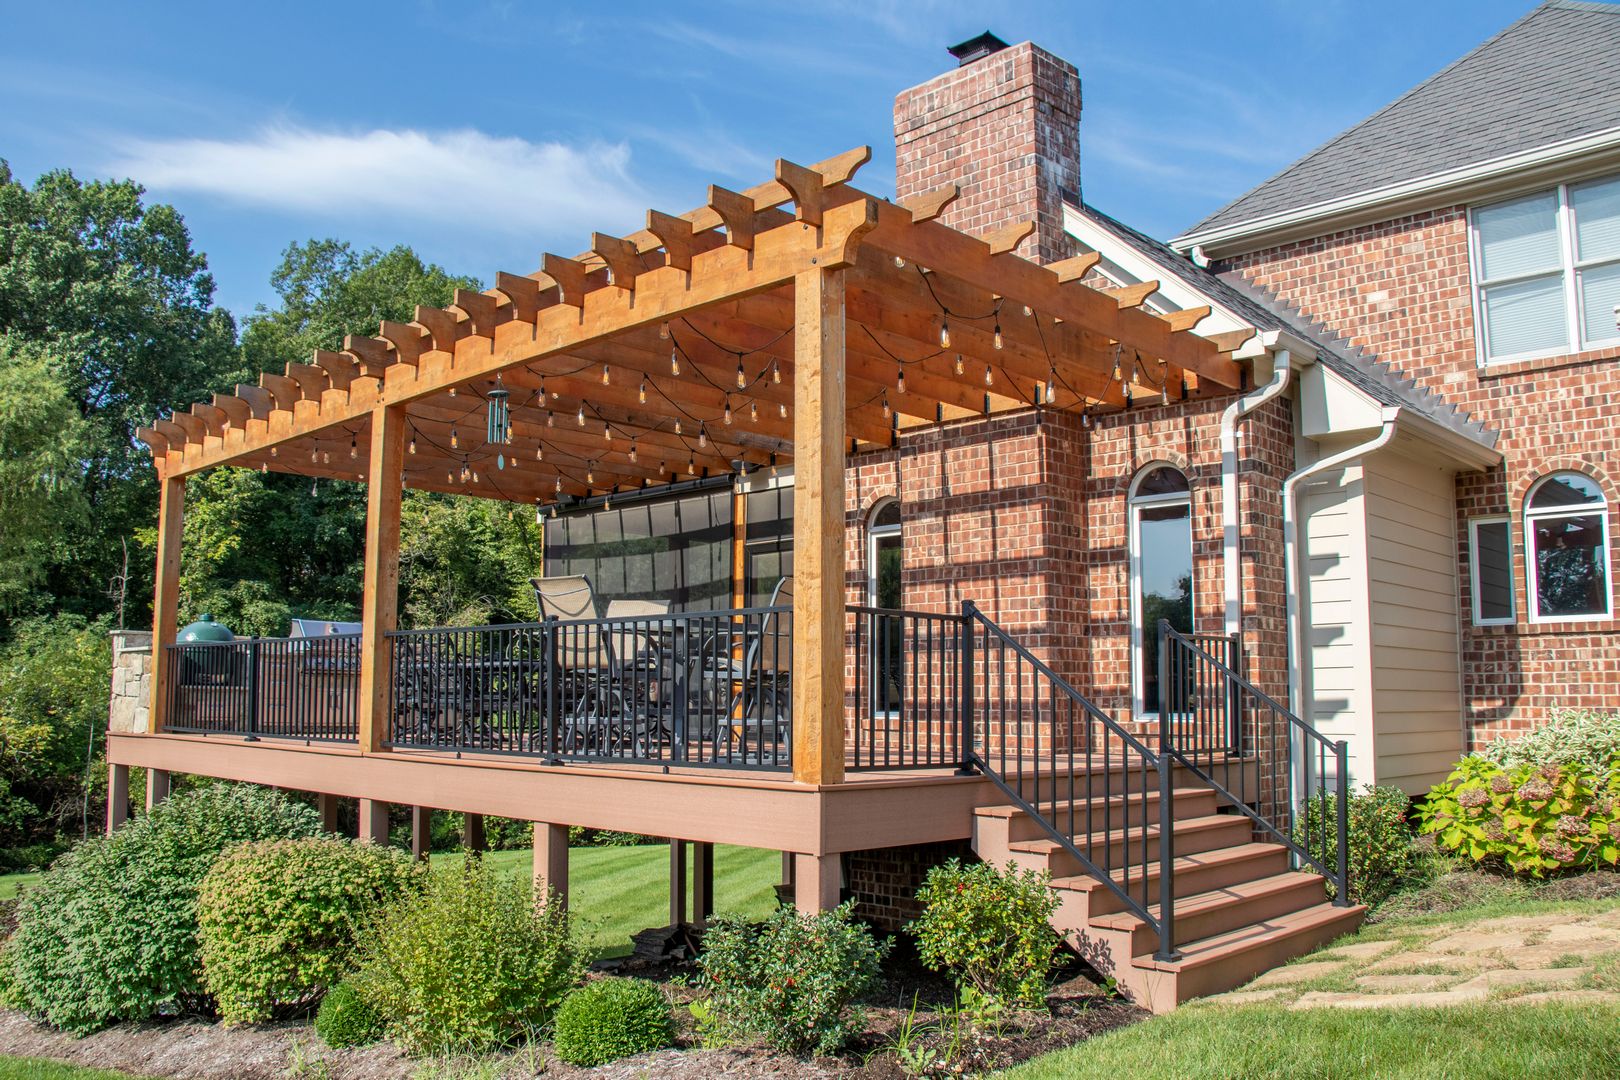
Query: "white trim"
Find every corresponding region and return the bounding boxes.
[1468,176,1620,366]
[1524,473,1613,623]
[1467,515,1516,626]
[1172,126,1620,258]
[1128,464,1194,719]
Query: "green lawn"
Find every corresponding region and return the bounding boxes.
[0,1060,155,1080]
[0,872,38,901]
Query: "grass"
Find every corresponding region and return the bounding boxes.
[0,1060,156,1080]
[1000,1001,1620,1080]
[0,872,38,900]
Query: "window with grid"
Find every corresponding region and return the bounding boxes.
[1470,174,1620,364]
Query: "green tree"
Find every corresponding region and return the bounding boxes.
[0,338,87,614]
[0,161,239,626]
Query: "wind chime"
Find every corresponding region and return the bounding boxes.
[486,376,511,470]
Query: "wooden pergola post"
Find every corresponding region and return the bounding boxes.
[358,404,407,754]
[791,266,848,787]
[148,469,186,735]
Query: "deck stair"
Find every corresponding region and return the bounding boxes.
[971,783,1364,1011]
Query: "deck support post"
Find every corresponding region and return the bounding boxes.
[411,806,431,860]
[317,793,340,833]
[148,470,186,734]
[669,839,688,926]
[106,763,130,835]
[692,841,714,923]
[793,852,841,914]
[358,798,389,844]
[791,266,848,786]
[463,813,487,852]
[358,404,407,755]
[145,768,171,811]
[533,823,569,909]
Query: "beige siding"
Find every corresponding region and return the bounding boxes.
[1364,452,1465,794]
[1300,468,1374,785]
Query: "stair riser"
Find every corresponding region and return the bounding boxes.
[1085,848,1291,918]
[1165,908,1364,1004]
[1002,791,1219,842]
[1118,876,1331,955]
[1029,818,1254,878]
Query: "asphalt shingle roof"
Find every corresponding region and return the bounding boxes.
[1185,1,1620,236]
[1075,203,1499,449]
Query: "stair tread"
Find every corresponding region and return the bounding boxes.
[975,788,1215,820]
[1049,842,1286,893]
[1090,871,1325,932]
[1131,901,1366,972]
[1009,812,1247,855]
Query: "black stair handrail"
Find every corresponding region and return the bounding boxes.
[1158,621,1351,905]
[962,601,1180,961]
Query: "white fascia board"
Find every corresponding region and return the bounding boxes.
[1172,126,1620,258]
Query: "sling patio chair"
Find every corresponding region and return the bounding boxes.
[529,575,663,757]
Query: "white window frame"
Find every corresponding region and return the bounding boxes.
[1469,174,1620,366]
[866,498,903,718]
[1467,515,1516,626]
[1128,465,1194,719]
[1524,474,1613,624]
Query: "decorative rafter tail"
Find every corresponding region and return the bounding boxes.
[645,210,697,271]
[449,289,508,339]
[540,254,591,308]
[981,220,1035,256]
[897,184,959,223]
[1049,252,1102,283]
[1162,306,1213,333]
[590,233,642,291]
[413,305,468,353]
[706,185,757,250]
[492,273,544,324]
[773,158,824,226]
[379,320,430,364]
[1101,280,1159,309]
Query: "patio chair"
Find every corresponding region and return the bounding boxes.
[530,576,660,755]
[390,636,491,749]
[725,576,793,763]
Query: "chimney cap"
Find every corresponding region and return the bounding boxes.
[947,31,1010,66]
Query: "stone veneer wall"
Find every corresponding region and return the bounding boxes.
[109,630,153,734]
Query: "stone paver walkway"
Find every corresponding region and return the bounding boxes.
[1208,910,1620,1010]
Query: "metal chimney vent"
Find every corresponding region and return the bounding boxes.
[947,31,1010,67]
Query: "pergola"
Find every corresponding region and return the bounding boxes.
[135,146,1249,787]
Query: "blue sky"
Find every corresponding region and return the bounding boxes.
[1,1,1537,320]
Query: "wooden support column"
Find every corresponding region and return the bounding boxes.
[411,806,432,860]
[106,763,129,835]
[358,404,407,754]
[463,813,487,852]
[317,793,340,833]
[793,852,841,914]
[669,839,688,927]
[148,470,186,734]
[145,769,171,811]
[533,823,569,908]
[791,266,848,785]
[692,841,714,923]
[358,798,389,845]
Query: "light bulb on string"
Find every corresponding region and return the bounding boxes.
[772,359,781,384]
[723,399,733,426]
[629,441,638,463]
[881,392,892,420]
[993,320,1004,350]
[659,321,670,340]
[639,379,647,405]
[309,446,318,463]
[547,410,555,428]
[954,354,964,376]
[603,423,613,443]
[778,402,787,418]
[448,386,457,397]
[736,360,747,389]
[687,456,696,476]
[601,364,611,386]
[535,446,544,461]
[749,401,758,423]
[349,437,358,459]
[675,418,683,436]
[897,365,906,395]
[259,462,267,474]
[269,445,278,458]
[408,435,417,455]
[322,450,330,465]
[670,348,680,376]
[984,364,994,387]
[576,404,586,426]
[939,316,950,348]
[698,426,707,448]
[555,476,563,494]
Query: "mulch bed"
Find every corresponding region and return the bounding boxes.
[0,943,1146,1079]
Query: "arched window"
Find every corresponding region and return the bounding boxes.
[867,499,904,716]
[1130,465,1194,716]
[1525,472,1611,621]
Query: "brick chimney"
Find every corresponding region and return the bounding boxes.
[894,33,1081,265]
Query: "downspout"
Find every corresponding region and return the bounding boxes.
[1282,415,1399,719]
[1221,351,1293,637]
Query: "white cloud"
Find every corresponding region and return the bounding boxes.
[107,125,648,236]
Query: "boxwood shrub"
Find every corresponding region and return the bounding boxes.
[1297,785,1422,906]
[552,978,674,1066]
[0,783,322,1032]
[314,980,384,1048]
[198,836,422,1023]
[910,859,1060,1011]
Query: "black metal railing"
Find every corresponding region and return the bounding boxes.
[962,601,1176,960]
[386,606,793,770]
[164,636,360,742]
[1160,622,1350,904]
[848,606,965,770]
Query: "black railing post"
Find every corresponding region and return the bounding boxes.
[957,601,976,774]
[542,616,561,763]
[1154,620,1178,961]
[247,639,261,737]
[1333,739,1351,906]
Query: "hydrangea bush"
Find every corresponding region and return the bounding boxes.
[1416,756,1620,876]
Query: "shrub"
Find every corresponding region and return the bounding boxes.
[314,980,384,1048]
[696,901,887,1057]
[354,854,584,1055]
[552,978,674,1066]
[197,837,421,1023]
[1477,708,1620,773]
[910,859,1060,1011]
[1417,756,1620,876]
[0,783,321,1032]
[1297,785,1423,906]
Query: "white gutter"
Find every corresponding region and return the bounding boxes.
[1221,351,1293,637]
[1282,414,1399,720]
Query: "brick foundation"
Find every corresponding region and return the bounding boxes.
[846,839,974,930]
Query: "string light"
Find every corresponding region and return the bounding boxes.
[1162,382,1171,407]
[675,418,683,436]
[736,360,747,389]
[882,392,892,420]
[639,378,647,405]
[535,446,544,461]
[349,437,358,459]
[546,410,556,428]
[687,456,696,475]
[629,441,638,463]
[1022,304,1033,317]
[954,354,964,376]
[772,359,781,384]
[670,348,681,376]
[659,321,670,340]
[897,365,907,395]
[408,435,417,455]
[539,376,547,399]
[587,464,595,485]
[322,450,330,464]
[448,386,457,397]
[993,319,1004,350]
[576,403,586,426]
[723,399,733,426]
[259,462,267,474]
[749,401,758,423]
[269,445,278,458]
[555,476,563,494]
[698,425,708,448]
[893,255,905,269]
[660,460,668,475]
[984,364,994,387]
[310,446,318,463]
[778,402,788,418]
[603,422,612,442]
[1082,410,1092,429]
[450,428,459,449]
[939,316,951,348]
[601,363,611,386]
